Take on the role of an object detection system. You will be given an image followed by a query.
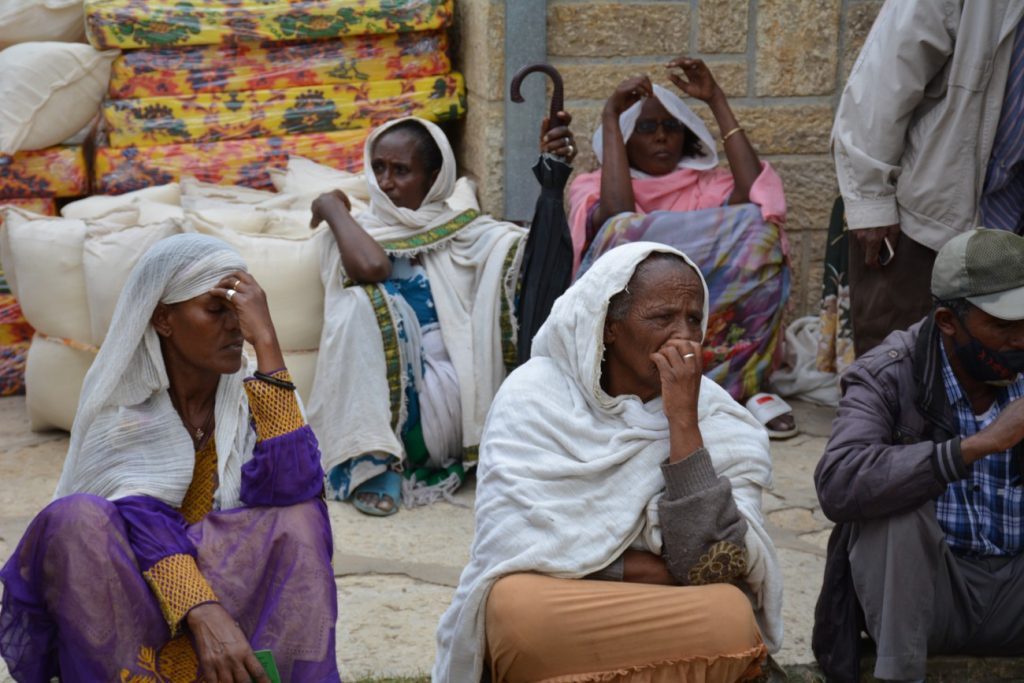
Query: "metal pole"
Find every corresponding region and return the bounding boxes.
[503,0,548,223]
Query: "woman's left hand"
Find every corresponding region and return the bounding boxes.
[666,57,721,103]
[210,272,278,352]
[540,110,577,163]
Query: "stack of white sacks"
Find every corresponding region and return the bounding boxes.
[1,157,479,431]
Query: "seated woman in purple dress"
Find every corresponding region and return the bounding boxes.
[0,234,339,682]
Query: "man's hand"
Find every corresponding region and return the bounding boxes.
[961,397,1024,465]
[187,603,269,683]
[853,224,900,269]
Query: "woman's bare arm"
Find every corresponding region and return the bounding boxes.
[591,76,652,235]
[311,190,392,283]
[668,57,760,205]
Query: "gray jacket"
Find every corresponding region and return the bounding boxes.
[833,0,1024,252]
[815,316,966,523]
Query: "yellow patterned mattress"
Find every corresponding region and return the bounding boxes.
[0,198,57,216]
[109,30,451,99]
[102,72,465,147]
[86,0,452,49]
[94,128,369,194]
[0,147,88,199]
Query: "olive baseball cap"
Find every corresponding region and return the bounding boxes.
[931,228,1024,321]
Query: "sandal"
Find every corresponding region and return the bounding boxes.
[745,393,799,440]
[351,470,402,517]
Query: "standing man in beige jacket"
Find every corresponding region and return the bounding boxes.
[833,0,1024,356]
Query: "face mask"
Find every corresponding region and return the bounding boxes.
[952,326,1024,386]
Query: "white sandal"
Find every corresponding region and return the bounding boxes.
[745,393,799,439]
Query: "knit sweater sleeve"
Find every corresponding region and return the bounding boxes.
[657,447,749,586]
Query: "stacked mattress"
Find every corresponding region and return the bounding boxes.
[87,0,464,192]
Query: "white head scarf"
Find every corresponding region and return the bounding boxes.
[357,116,460,233]
[434,242,782,682]
[591,84,719,172]
[55,234,256,509]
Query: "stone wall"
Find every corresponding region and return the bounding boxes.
[452,0,884,318]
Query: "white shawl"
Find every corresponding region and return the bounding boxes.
[433,241,783,682]
[54,234,256,510]
[592,83,719,172]
[309,117,526,476]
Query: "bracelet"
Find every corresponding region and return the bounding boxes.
[253,370,296,391]
[721,126,744,143]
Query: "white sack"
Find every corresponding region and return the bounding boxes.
[84,219,182,344]
[62,183,182,220]
[0,0,85,48]
[0,42,117,154]
[25,334,94,431]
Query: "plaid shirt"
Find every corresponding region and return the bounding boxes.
[935,344,1024,556]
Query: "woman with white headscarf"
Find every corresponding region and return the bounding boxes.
[434,241,783,682]
[568,58,795,440]
[0,234,338,682]
[307,117,526,515]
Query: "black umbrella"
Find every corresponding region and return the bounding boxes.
[510,63,574,365]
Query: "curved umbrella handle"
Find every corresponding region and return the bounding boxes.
[510,63,564,121]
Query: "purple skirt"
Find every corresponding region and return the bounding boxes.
[0,494,340,682]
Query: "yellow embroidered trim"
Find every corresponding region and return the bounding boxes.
[120,635,199,682]
[463,444,480,465]
[498,236,524,375]
[244,369,305,441]
[687,540,748,586]
[178,438,217,525]
[142,554,217,637]
[378,209,478,252]
[362,284,403,431]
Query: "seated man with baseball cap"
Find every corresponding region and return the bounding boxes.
[813,228,1024,683]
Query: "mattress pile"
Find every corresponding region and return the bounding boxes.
[88,0,464,192]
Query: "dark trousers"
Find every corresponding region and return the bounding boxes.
[848,503,1024,681]
[849,233,937,356]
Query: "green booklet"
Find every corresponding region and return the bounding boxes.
[253,650,281,683]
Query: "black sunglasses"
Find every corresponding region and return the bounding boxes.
[634,118,686,134]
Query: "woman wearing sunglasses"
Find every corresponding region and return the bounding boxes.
[567,58,796,439]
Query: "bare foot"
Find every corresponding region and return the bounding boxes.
[354,491,396,514]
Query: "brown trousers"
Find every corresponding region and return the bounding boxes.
[485,573,767,683]
[848,232,937,356]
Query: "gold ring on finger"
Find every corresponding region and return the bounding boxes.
[683,353,695,359]
[232,278,241,289]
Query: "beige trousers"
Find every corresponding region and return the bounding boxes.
[485,573,767,683]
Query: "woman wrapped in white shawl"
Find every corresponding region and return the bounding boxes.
[307,117,526,515]
[434,241,783,683]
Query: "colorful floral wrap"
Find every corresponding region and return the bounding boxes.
[94,128,367,193]
[109,30,451,98]
[578,205,790,402]
[102,72,465,147]
[0,294,33,396]
[0,147,88,199]
[85,0,452,50]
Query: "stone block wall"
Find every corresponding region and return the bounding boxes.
[452,0,884,318]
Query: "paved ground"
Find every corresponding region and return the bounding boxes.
[0,396,835,681]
